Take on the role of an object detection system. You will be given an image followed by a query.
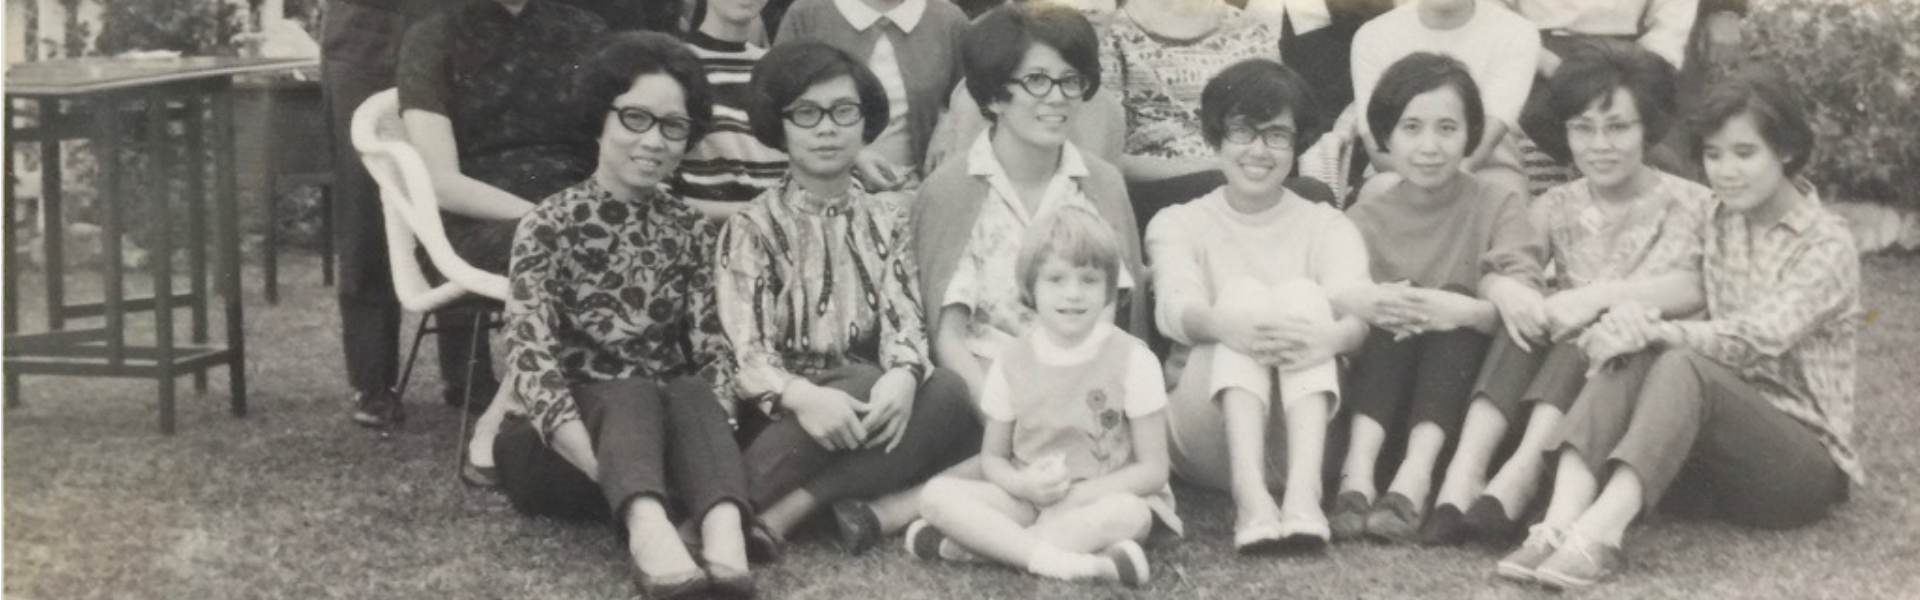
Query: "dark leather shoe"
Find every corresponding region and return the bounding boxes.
[630,562,708,600]
[1417,504,1470,547]
[1464,495,1525,545]
[350,389,405,430]
[1363,492,1424,544]
[1328,491,1372,543]
[830,499,882,555]
[459,459,499,489]
[745,519,786,565]
[706,562,756,600]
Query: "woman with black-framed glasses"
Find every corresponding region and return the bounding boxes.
[491,32,778,600]
[715,40,979,553]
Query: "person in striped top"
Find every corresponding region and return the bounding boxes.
[673,0,792,220]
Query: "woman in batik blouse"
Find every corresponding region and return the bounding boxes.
[1493,65,1863,591]
[716,41,978,552]
[492,32,773,600]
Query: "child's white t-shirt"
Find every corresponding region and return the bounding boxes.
[978,323,1167,422]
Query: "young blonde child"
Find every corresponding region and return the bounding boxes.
[910,206,1176,588]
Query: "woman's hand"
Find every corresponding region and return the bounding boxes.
[1262,316,1340,370]
[854,149,909,192]
[1484,277,1549,351]
[785,380,868,451]
[861,368,918,453]
[1346,282,1426,337]
[1594,301,1663,351]
[1543,288,1605,342]
[1578,324,1645,376]
[1398,288,1491,335]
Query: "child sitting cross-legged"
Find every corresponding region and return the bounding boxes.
[909,206,1178,589]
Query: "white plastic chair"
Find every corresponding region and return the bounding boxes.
[350,88,512,479]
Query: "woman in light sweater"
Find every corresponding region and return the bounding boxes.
[1148,59,1371,554]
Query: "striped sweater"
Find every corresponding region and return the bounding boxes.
[672,30,791,220]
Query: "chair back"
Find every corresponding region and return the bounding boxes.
[349,89,510,311]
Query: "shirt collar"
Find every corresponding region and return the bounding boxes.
[1775,181,1823,234]
[964,131,1089,181]
[834,0,927,33]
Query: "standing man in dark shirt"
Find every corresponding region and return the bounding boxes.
[325,0,504,429]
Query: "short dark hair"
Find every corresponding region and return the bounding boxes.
[576,31,714,146]
[1688,63,1817,178]
[1365,52,1484,156]
[962,3,1102,119]
[746,41,890,151]
[1546,39,1678,158]
[1199,58,1322,151]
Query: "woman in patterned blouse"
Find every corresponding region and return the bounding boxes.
[1421,40,1716,547]
[491,33,771,600]
[1495,65,1862,590]
[717,41,978,552]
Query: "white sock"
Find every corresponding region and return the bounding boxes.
[1025,545,1103,581]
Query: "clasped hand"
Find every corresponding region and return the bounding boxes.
[1217,312,1337,369]
[1354,282,1482,339]
[786,369,917,453]
[1578,301,1663,375]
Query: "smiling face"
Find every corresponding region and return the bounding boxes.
[596,73,689,198]
[1385,85,1470,190]
[1701,111,1794,216]
[782,75,867,181]
[1568,87,1649,193]
[1030,253,1110,346]
[989,43,1083,151]
[1216,109,1297,202]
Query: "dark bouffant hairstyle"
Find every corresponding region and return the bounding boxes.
[576,31,714,146]
[746,41,890,151]
[1365,52,1485,155]
[962,3,1102,119]
[1546,39,1679,158]
[1688,63,1817,178]
[1199,58,1322,152]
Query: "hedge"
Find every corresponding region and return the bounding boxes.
[1742,0,1920,207]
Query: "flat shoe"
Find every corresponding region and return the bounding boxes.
[745,519,786,565]
[705,561,756,600]
[904,519,946,561]
[1532,531,1625,590]
[630,563,708,600]
[1464,495,1524,545]
[1327,491,1372,543]
[830,499,883,555]
[1232,513,1287,554]
[459,460,499,489]
[1417,504,1469,547]
[1363,492,1424,544]
[1495,524,1565,585]
[1274,513,1331,554]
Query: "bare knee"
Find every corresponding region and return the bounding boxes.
[1089,494,1154,539]
[918,477,969,525]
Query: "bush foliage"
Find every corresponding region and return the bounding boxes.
[1742,0,1920,206]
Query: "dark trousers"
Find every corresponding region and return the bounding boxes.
[1340,327,1492,489]
[323,0,487,396]
[1549,349,1847,529]
[495,376,752,525]
[1472,337,1590,422]
[744,365,980,508]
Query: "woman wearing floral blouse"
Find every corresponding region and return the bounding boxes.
[718,41,978,551]
[492,33,771,600]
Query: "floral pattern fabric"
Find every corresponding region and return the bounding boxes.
[1666,186,1864,484]
[715,179,933,400]
[1533,171,1715,291]
[505,179,737,443]
[1098,6,1282,160]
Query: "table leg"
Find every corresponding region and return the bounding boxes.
[261,89,279,305]
[215,86,247,417]
[40,98,64,331]
[148,92,178,434]
[99,97,126,365]
[186,96,210,394]
[4,99,19,409]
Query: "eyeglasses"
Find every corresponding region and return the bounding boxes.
[1567,119,1641,143]
[782,102,864,128]
[1223,123,1296,150]
[612,107,694,141]
[1008,73,1090,99]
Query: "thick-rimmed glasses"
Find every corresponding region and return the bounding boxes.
[1008,73,1090,98]
[1223,123,1296,150]
[1567,119,1641,144]
[782,102,864,128]
[612,107,694,141]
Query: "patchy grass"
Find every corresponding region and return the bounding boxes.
[6,252,1920,599]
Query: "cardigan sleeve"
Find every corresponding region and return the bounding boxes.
[1143,204,1208,346]
[1479,185,1549,291]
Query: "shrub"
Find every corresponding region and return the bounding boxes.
[1742,0,1920,207]
[94,0,244,57]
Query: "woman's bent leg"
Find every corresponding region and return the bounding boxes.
[1340,328,1420,500]
[799,369,981,503]
[1383,328,1490,506]
[660,376,755,568]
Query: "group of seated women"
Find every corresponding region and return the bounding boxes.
[384,0,1856,597]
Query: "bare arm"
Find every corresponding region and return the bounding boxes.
[402,109,538,220]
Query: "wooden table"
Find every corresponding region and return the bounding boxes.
[4,56,314,433]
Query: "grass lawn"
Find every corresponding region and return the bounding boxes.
[5,251,1919,599]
